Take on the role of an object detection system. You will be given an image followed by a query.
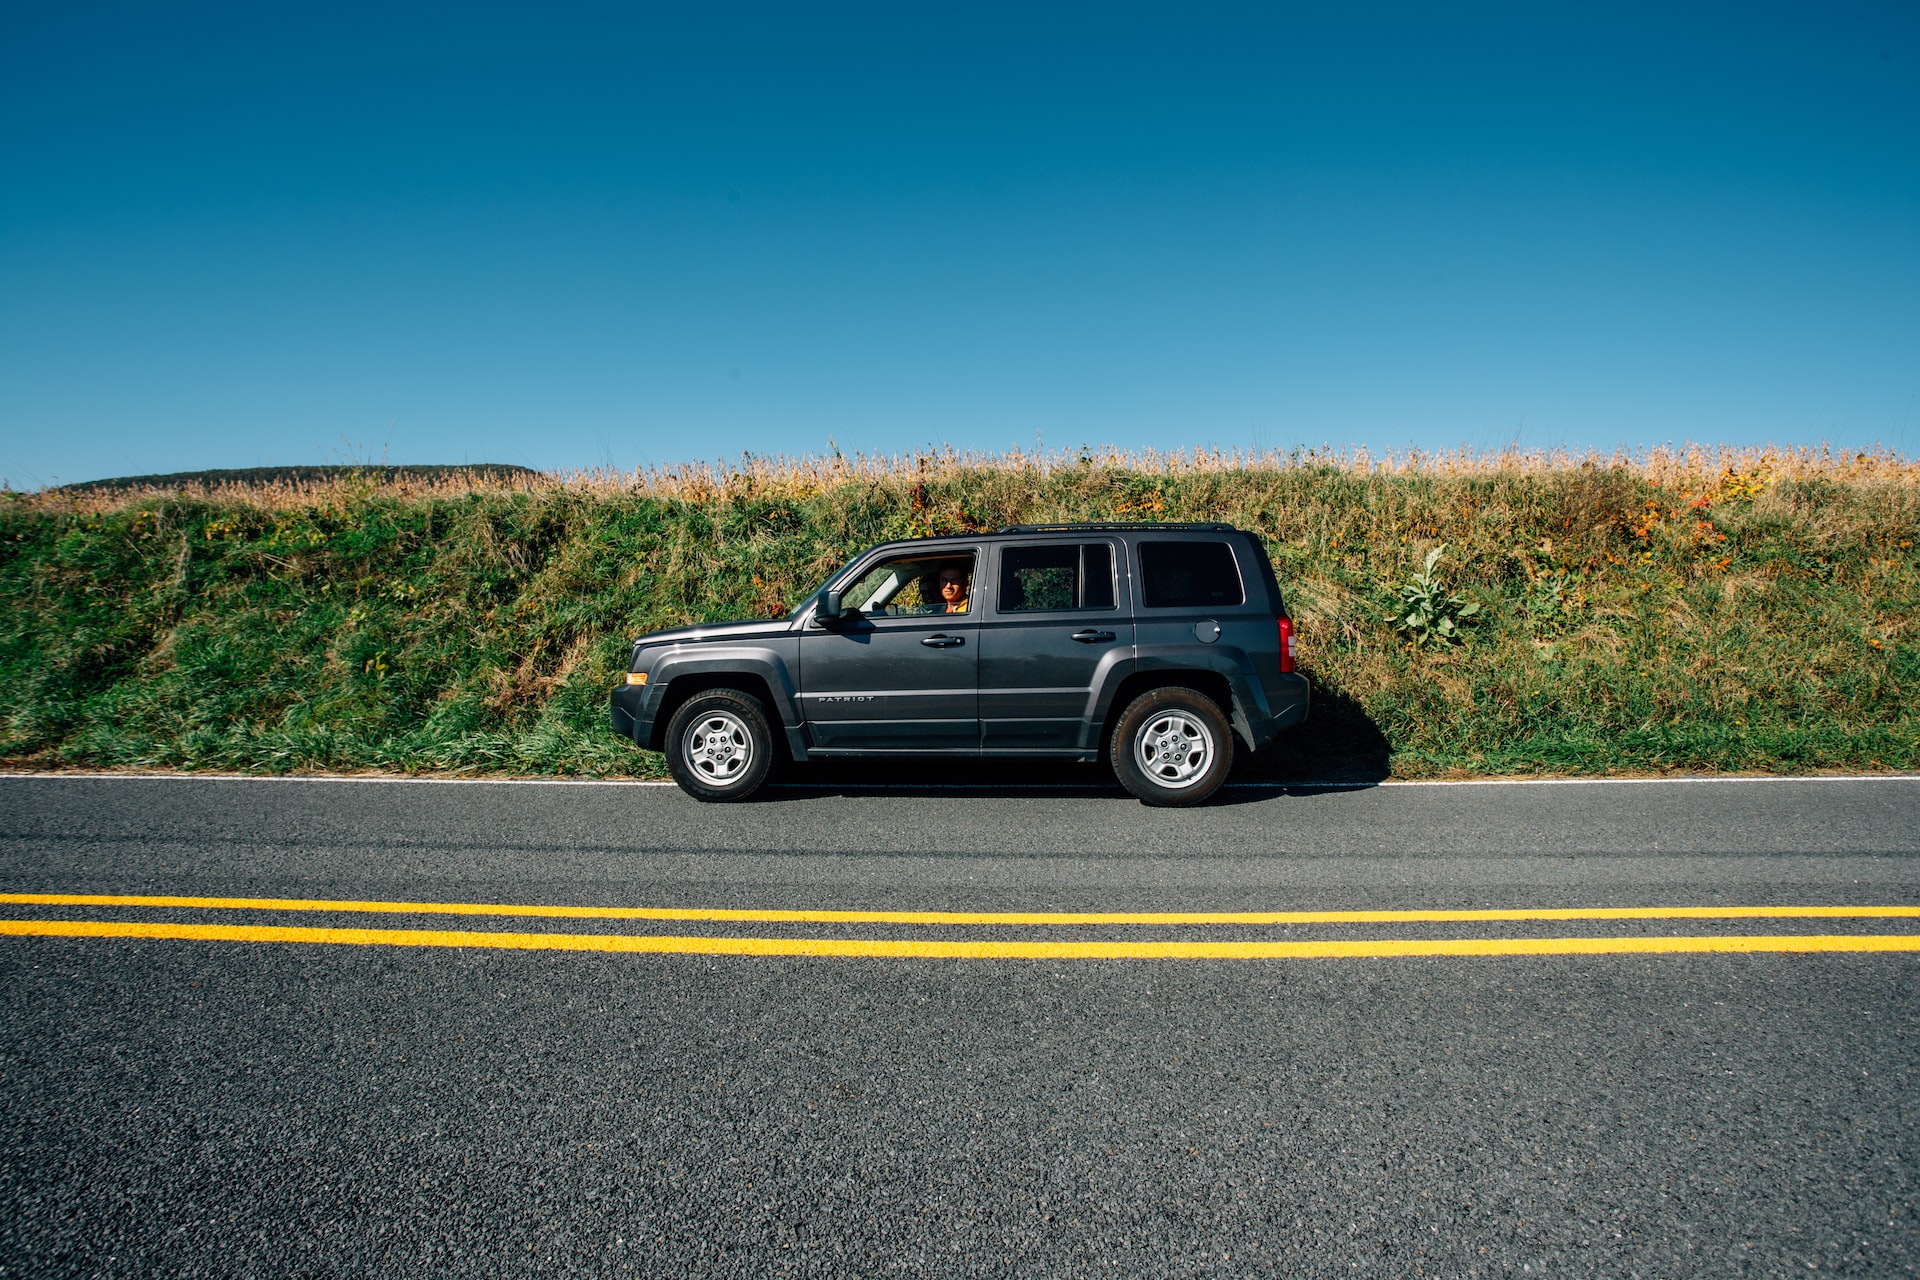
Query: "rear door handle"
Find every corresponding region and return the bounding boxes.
[1070,629,1117,643]
[921,634,965,648]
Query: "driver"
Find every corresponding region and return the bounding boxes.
[936,566,970,614]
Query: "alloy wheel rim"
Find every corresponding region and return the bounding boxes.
[684,711,754,785]
[1133,712,1213,789]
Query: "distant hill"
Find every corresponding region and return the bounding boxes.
[54,464,541,494]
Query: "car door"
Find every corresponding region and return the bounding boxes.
[978,539,1133,751]
[797,549,980,750]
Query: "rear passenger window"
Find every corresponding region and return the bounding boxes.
[1138,542,1244,608]
[999,544,1117,612]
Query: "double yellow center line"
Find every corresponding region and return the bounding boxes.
[3,893,1919,959]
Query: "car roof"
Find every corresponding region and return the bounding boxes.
[997,522,1240,534]
[861,522,1247,555]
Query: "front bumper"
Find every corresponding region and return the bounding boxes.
[609,682,660,747]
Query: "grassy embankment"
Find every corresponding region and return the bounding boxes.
[2,446,1915,780]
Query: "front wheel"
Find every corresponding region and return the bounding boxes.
[1109,688,1234,807]
[665,689,776,802]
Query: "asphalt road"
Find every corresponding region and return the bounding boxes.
[1,772,1916,1278]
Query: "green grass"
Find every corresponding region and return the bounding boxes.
[53,463,539,495]
[3,450,1915,779]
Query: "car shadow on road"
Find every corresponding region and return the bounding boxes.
[1225,681,1393,789]
[764,682,1392,804]
[1187,682,1394,806]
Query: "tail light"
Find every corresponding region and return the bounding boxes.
[1278,615,1295,673]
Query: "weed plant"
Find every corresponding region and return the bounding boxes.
[2,445,1915,779]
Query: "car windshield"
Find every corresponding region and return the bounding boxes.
[787,554,863,618]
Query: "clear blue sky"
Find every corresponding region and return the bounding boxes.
[3,1,1915,487]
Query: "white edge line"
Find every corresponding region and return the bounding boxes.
[1,771,1915,789]
[1371,774,1920,787]
[0,771,680,787]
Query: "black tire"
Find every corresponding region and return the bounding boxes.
[1109,687,1235,807]
[664,689,776,802]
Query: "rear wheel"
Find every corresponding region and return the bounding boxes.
[1109,687,1234,807]
[665,689,775,802]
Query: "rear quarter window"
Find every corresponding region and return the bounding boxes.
[1138,541,1245,608]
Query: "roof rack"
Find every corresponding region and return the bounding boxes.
[996,521,1239,534]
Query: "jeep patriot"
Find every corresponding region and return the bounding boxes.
[609,523,1308,805]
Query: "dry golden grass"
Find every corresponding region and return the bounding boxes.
[22,443,1917,515]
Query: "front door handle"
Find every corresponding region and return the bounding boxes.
[921,634,965,648]
[1070,629,1117,643]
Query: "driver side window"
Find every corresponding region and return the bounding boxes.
[842,552,976,617]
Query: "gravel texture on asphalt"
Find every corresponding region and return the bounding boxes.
[1,774,1916,1278]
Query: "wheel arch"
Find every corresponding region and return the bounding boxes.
[647,673,781,753]
[1097,670,1237,759]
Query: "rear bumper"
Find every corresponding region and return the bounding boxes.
[1244,672,1310,749]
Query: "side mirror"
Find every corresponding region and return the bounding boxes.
[818,590,844,621]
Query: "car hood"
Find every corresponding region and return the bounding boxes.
[633,618,793,650]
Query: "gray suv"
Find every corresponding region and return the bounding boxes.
[609,523,1308,805]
